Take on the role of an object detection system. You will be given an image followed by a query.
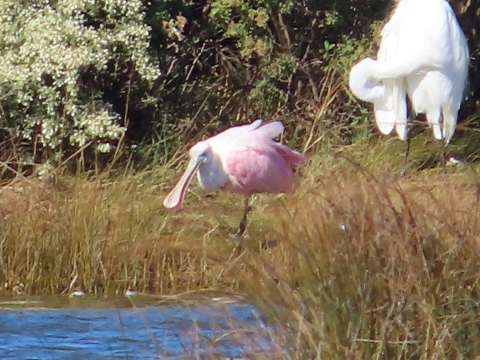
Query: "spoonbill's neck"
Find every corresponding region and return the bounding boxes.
[193,143,228,192]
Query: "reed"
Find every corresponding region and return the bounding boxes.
[0,167,231,296]
[232,155,480,358]
[2,141,480,358]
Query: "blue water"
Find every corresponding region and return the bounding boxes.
[0,300,273,359]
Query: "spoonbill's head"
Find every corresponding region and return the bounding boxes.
[189,141,228,192]
[349,58,385,103]
[163,140,229,210]
[163,141,210,210]
[188,141,210,163]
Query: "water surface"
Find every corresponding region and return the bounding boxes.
[0,295,274,359]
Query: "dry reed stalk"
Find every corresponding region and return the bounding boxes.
[1,159,480,358]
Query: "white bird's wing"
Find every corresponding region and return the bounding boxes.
[351,0,469,144]
[374,0,454,80]
[433,2,469,143]
[373,17,407,138]
[392,82,408,140]
[373,86,396,136]
[397,0,468,144]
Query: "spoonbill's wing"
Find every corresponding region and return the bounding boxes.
[255,121,284,139]
[247,119,263,130]
[163,158,202,210]
[271,142,307,168]
[224,137,306,195]
[205,119,264,144]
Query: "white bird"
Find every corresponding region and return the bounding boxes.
[349,0,469,171]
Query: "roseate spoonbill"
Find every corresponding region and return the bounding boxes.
[163,119,307,235]
[349,0,469,173]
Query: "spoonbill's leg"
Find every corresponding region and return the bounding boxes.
[237,195,251,237]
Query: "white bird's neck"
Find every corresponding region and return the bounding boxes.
[349,58,385,102]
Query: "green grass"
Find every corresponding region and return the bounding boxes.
[2,133,480,358]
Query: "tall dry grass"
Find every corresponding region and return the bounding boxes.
[230,155,480,358]
[1,143,480,357]
[0,167,239,296]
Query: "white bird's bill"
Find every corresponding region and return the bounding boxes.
[163,157,203,210]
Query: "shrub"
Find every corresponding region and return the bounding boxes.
[147,0,392,154]
[0,0,160,160]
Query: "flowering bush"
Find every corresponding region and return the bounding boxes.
[0,0,160,155]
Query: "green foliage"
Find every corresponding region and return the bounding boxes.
[144,0,394,157]
[0,0,479,166]
[145,0,480,159]
[0,0,159,159]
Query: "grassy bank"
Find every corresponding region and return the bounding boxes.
[2,137,480,358]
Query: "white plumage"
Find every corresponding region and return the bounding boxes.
[349,0,469,144]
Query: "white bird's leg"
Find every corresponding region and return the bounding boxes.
[439,113,446,174]
[401,119,411,177]
[401,135,411,177]
[440,137,446,174]
[237,195,251,237]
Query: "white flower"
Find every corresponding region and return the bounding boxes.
[0,0,160,152]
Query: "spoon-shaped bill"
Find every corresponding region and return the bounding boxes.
[163,158,202,210]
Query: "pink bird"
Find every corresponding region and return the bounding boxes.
[163,119,307,235]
